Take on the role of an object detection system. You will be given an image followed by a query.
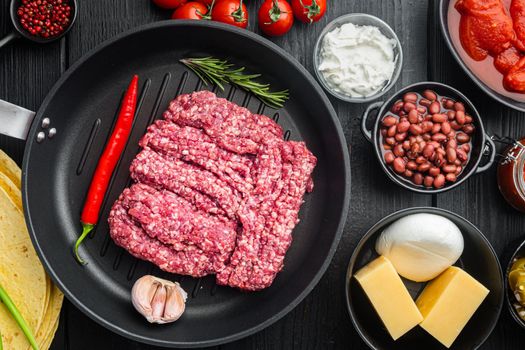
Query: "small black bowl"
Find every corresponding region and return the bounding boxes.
[361,81,496,194]
[505,238,525,330]
[345,207,504,350]
[0,0,77,49]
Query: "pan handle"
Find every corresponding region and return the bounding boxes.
[0,99,35,140]
[361,101,384,142]
[475,134,496,174]
[0,32,20,50]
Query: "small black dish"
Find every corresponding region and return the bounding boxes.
[505,238,525,330]
[345,207,504,350]
[361,81,496,194]
[0,0,77,49]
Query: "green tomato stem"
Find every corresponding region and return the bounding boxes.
[0,283,39,350]
[73,223,95,265]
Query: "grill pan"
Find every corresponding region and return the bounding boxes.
[0,21,350,347]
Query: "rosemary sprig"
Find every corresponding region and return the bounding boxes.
[180,57,289,109]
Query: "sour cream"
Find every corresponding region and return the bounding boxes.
[318,22,398,98]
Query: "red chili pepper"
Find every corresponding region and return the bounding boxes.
[74,75,139,264]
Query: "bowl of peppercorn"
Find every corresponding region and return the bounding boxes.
[0,0,77,49]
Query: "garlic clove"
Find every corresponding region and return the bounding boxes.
[163,283,187,323]
[150,284,167,323]
[131,275,187,324]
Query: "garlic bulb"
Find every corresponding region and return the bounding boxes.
[131,275,187,324]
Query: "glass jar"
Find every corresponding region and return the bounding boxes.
[498,139,525,212]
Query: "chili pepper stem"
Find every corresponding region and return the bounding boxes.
[0,284,39,350]
[74,223,95,265]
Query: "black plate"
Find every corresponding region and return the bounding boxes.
[439,0,525,112]
[345,207,503,350]
[22,21,350,347]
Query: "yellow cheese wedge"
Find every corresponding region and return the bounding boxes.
[416,266,489,348]
[354,256,423,340]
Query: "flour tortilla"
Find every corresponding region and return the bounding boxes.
[0,185,47,349]
[0,149,21,189]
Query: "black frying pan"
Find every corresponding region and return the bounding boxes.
[0,21,350,347]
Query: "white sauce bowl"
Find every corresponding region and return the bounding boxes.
[313,13,403,103]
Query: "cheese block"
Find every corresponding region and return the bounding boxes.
[416,266,489,348]
[354,256,423,340]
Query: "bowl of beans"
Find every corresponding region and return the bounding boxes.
[361,82,495,193]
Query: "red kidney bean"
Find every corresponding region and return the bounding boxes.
[429,167,441,176]
[436,147,446,156]
[386,137,396,145]
[397,121,410,133]
[441,122,451,134]
[387,125,397,137]
[455,166,462,175]
[409,124,423,135]
[398,110,407,117]
[384,152,395,164]
[416,135,424,143]
[393,157,406,173]
[455,110,466,125]
[399,117,408,123]
[462,144,471,153]
[432,123,441,134]
[424,176,434,187]
[434,174,445,188]
[406,161,417,170]
[432,133,447,142]
[394,144,405,157]
[465,115,472,123]
[417,106,426,114]
[429,101,440,114]
[448,139,457,149]
[384,144,392,150]
[447,130,456,139]
[418,163,431,172]
[408,109,419,124]
[419,98,431,107]
[457,148,468,161]
[436,153,445,166]
[409,136,417,144]
[391,100,404,113]
[411,143,421,154]
[462,124,475,134]
[423,90,437,101]
[423,133,431,141]
[454,102,465,111]
[423,144,434,158]
[413,173,424,185]
[432,114,447,123]
[404,169,413,178]
[446,147,457,163]
[445,99,455,109]
[424,115,433,121]
[395,132,407,142]
[416,156,427,164]
[430,141,441,148]
[454,159,461,166]
[382,116,397,127]
[442,164,456,173]
[404,92,418,103]
[423,121,433,132]
[404,102,416,112]
[406,151,417,160]
[450,121,462,130]
[456,133,470,143]
[446,173,457,182]
[402,140,411,150]
[447,110,456,120]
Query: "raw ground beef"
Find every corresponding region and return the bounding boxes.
[108,90,316,291]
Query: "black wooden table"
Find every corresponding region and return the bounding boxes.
[2,0,525,349]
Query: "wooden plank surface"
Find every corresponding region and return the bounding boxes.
[0,0,523,348]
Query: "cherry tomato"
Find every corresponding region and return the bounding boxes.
[194,0,214,5]
[152,0,187,9]
[258,0,294,37]
[171,2,209,19]
[291,0,325,23]
[212,0,249,29]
